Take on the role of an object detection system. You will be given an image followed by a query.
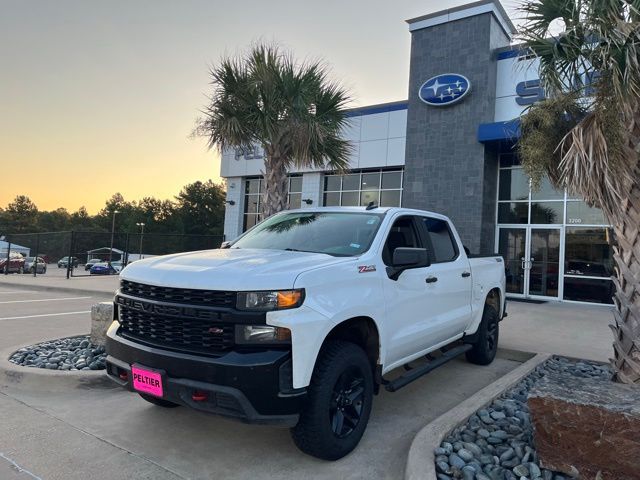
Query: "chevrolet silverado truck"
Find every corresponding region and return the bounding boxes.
[105,206,506,460]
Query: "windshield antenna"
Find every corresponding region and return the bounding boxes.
[366,202,378,210]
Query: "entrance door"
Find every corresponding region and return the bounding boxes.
[497,227,560,300]
[498,228,527,296]
[527,228,560,299]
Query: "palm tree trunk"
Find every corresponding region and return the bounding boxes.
[262,152,289,218]
[611,119,640,384]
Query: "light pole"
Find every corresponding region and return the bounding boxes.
[136,222,145,261]
[109,210,119,268]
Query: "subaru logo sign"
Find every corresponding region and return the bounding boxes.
[418,74,471,106]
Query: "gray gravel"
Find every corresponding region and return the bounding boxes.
[434,356,611,480]
[8,335,106,371]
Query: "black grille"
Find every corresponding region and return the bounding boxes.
[120,280,236,308]
[118,305,235,356]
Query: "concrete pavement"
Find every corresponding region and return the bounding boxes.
[0,285,527,480]
[500,299,613,363]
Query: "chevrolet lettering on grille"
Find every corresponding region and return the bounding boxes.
[116,296,222,321]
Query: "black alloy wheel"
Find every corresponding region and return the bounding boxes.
[466,304,500,365]
[330,366,365,438]
[291,340,374,460]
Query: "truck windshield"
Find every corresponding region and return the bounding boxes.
[232,211,384,256]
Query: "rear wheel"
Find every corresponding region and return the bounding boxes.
[138,393,180,408]
[466,304,499,365]
[291,340,373,460]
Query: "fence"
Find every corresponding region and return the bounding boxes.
[1,231,224,278]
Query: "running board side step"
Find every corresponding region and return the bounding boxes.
[383,344,473,392]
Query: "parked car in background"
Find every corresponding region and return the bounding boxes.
[0,252,26,274]
[85,258,103,271]
[90,262,117,275]
[58,256,79,269]
[23,257,47,274]
[111,261,124,273]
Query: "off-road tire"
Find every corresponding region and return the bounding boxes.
[291,340,373,460]
[138,393,180,408]
[466,304,499,365]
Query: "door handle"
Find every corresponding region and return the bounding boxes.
[425,276,438,283]
[461,271,471,278]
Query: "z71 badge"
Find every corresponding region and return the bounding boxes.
[358,265,377,273]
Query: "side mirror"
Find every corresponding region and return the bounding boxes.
[387,247,430,280]
[220,241,232,249]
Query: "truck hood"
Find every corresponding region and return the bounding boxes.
[120,248,352,291]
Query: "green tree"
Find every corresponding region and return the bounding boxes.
[6,195,38,233]
[38,207,71,232]
[518,0,640,383]
[196,43,352,217]
[175,180,225,236]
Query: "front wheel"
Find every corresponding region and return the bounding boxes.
[466,304,499,365]
[291,340,373,460]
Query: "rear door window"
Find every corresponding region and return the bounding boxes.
[421,217,458,263]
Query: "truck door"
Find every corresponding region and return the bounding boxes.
[416,216,473,343]
[381,215,435,366]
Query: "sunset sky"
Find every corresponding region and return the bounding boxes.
[1,0,520,214]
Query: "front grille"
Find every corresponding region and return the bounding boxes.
[118,304,235,356]
[120,280,236,308]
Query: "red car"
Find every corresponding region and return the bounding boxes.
[0,252,26,274]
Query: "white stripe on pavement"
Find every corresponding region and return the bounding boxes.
[0,310,90,321]
[0,296,91,304]
[0,452,43,480]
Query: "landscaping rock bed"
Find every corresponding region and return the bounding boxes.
[434,356,611,480]
[8,335,107,371]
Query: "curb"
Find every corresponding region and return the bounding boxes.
[0,341,116,392]
[0,281,116,297]
[404,352,551,480]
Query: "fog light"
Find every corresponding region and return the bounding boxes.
[192,391,208,402]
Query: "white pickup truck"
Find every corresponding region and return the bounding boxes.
[105,206,506,460]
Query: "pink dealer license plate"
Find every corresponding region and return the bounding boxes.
[131,365,164,397]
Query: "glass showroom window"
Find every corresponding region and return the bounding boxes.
[243,176,302,231]
[496,151,613,304]
[563,228,614,304]
[323,169,403,207]
[497,153,564,225]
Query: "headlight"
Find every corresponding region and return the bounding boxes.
[235,325,291,345]
[236,289,304,311]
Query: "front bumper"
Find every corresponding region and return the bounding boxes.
[105,322,305,426]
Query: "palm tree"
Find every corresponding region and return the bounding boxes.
[196,43,352,218]
[517,0,640,383]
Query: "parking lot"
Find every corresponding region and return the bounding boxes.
[0,285,528,480]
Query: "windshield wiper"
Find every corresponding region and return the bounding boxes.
[283,248,326,254]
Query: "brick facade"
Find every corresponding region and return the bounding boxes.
[403,13,510,254]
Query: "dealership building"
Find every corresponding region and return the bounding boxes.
[219,0,613,305]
